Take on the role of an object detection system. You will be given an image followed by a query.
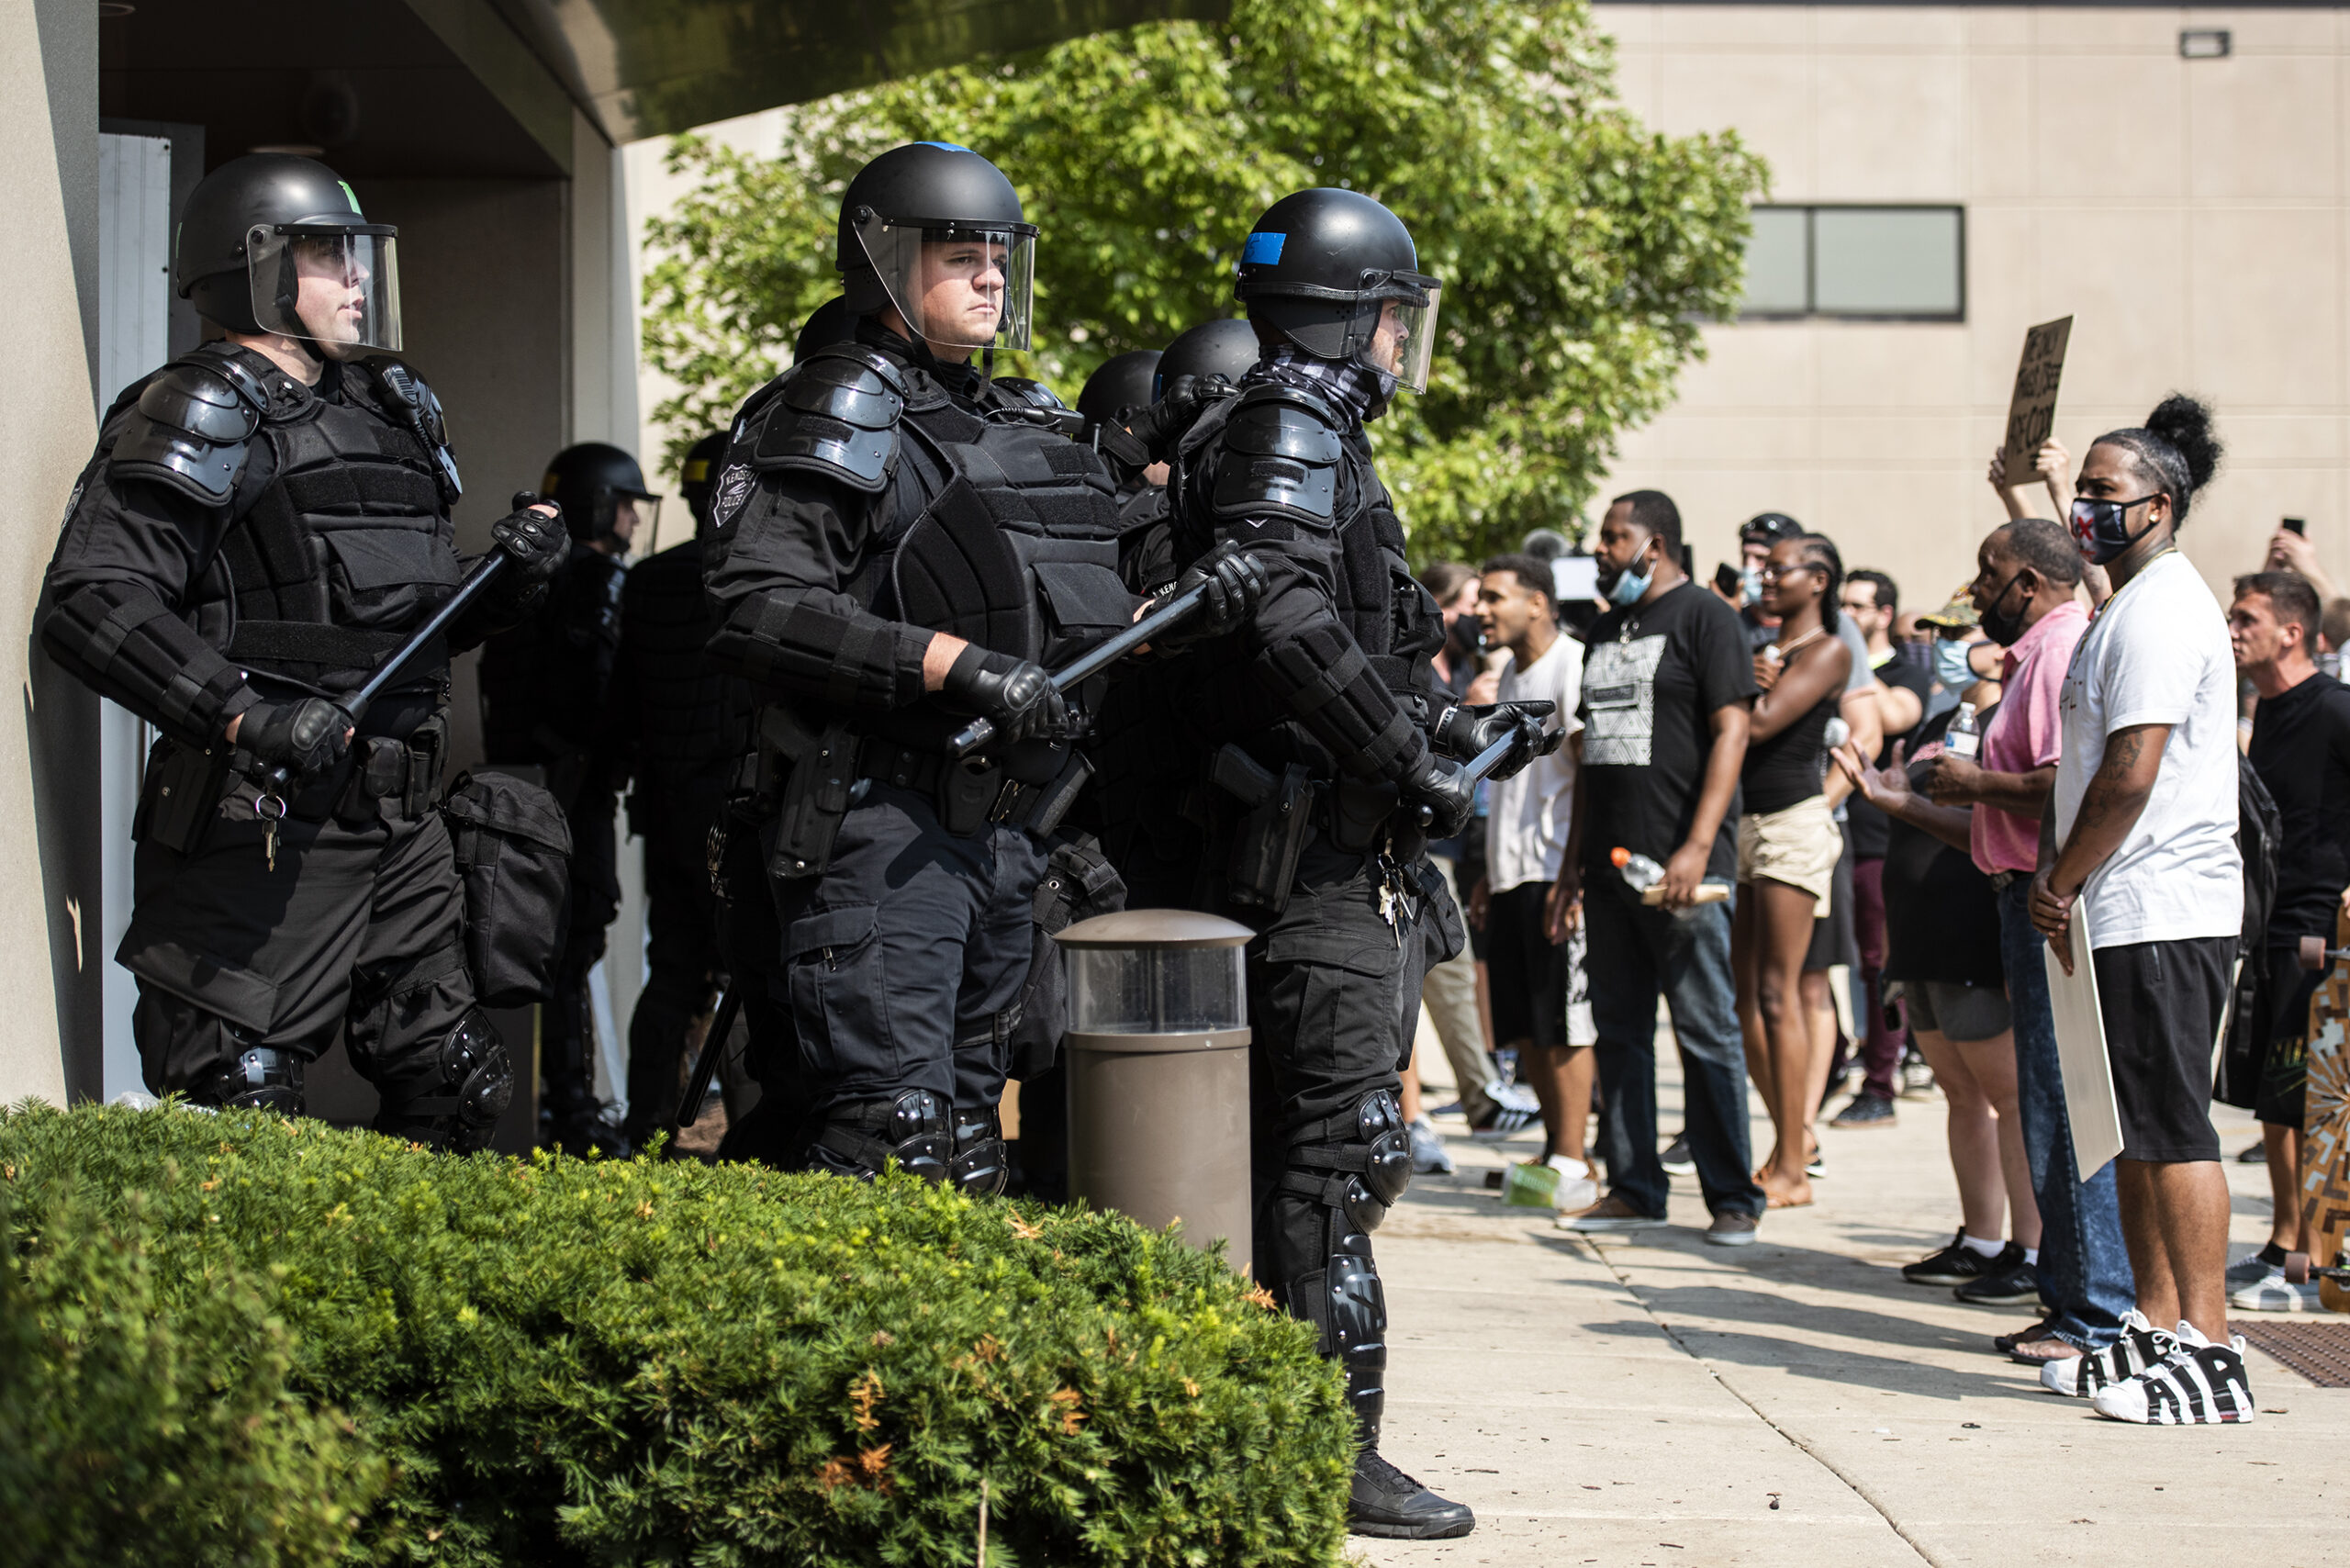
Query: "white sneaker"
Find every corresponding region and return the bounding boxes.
[2224,1250,2283,1291]
[2228,1260,2322,1313]
[1407,1115,1455,1175]
[2040,1309,2175,1397]
[2089,1324,2256,1425]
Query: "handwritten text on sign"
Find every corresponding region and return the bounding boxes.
[2002,316,2073,481]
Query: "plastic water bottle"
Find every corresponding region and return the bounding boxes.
[1614,847,1668,892]
[1611,846,1731,917]
[1947,702,1980,760]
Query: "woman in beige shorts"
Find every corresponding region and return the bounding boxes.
[1735,534,1852,1208]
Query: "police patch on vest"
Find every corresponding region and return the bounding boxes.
[713,462,755,528]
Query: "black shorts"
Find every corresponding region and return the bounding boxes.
[1487,880,1567,1050]
[2091,935,2233,1164]
[2254,942,2322,1129]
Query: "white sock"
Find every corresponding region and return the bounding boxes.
[1546,1154,1591,1180]
[1961,1232,2005,1260]
[2022,1248,2039,1266]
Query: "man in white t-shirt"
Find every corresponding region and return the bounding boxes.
[1466,554,1594,1205]
[2031,401,2252,1425]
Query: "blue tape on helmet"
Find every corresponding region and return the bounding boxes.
[1241,230,1286,266]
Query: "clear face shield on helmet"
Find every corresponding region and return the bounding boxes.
[851,211,1036,352]
[246,224,402,356]
[1341,270,1440,393]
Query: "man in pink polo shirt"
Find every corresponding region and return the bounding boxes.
[1919,518,2134,1371]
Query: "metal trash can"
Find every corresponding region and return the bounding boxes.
[1055,909,1254,1260]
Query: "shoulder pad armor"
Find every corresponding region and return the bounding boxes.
[107,358,266,506]
[749,345,905,494]
[1211,381,1344,528]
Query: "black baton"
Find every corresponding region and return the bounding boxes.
[254,548,512,798]
[1415,723,1557,826]
[676,983,745,1130]
[946,578,1213,758]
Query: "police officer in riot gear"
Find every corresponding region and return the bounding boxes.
[701,141,1264,1193]
[40,153,564,1148]
[480,441,655,1151]
[1161,189,1552,1540]
[605,431,749,1144]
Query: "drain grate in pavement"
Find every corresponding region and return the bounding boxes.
[2238,1320,2350,1386]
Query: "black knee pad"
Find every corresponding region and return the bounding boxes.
[1284,1088,1414,1237]
[809,1090,950,1183]
[948,1106,1009,1198]
[192,1046,306,1117]
[375,1010,513,1153]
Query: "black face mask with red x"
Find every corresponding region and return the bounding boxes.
[2069,493,2163,566]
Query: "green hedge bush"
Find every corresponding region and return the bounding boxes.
[0,1102,1351,1567]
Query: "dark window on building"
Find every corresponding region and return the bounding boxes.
[1740,205,1964,321]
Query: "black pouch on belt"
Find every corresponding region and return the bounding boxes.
[132,737,233,856]
[1327,776,1401,854]
[768,707,858,880]
[1212,743,1314,913]
[939,756,1003,837]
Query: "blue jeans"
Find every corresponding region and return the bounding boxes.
[1587,875,1762,1220]
[1998,879,2134,1350]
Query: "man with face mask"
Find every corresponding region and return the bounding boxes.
[480,441,658,1152]
[700,142,1264,1197]
[1558,489,1764,1246]
[40,154,565,1146]
[1912,518,2135,1376]
[1739,512,1807,650]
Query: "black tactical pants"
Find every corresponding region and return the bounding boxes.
[118,777,475,1123]
[543,793,621,1123]
[622,817,722,1141]
[1234,829,1456,1449]
[766,783,1043,1121]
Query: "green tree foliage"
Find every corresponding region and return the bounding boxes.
[641,0,1764,562]
[0,1103,1350,1567]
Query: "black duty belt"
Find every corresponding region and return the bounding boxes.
[856,736,1063,833]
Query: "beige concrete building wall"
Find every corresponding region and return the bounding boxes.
[1592,3,2350,607]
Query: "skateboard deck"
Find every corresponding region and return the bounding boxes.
[2293,910,2350,1311]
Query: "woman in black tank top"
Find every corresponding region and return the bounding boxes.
[1736,534,1852,1209]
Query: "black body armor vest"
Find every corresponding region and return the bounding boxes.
[174,347,463,717]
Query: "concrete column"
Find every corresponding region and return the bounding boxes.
[2,0,103,1103]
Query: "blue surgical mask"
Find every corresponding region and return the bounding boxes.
[1740,564,1763,607]
[1933,638,1977,690]
[1605,542,1654,608]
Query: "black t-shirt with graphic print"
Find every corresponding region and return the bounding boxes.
[1578,580,1759,881]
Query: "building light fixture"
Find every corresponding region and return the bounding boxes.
[2179,30,2232,60]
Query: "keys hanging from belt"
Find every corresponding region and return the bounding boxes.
[1373,849,1416,946]
[256,790,286,873]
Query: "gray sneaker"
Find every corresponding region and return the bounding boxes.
[2224,1249,2284,1291]
[1705,1210,1761,1247]
[1407,1115,1455,1175]
[2229,1259,2322,1313]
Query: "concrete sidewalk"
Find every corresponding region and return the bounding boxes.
[1369,1047,2345,1567]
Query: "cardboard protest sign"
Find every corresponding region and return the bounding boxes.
[2001,315,2073,483]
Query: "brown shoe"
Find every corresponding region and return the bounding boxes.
[1556,1193,1666,1233]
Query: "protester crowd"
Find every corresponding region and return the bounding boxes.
[1411,399,2344,1428]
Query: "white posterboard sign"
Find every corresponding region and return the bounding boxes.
[2043,902,2125,1180]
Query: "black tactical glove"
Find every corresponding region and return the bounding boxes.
[1400,749,1475,838]
[1151,542,1270,647]
[241,695,355,781]
[1436,700,1560,780]
[941,646,1067,745]
[1121,373,1241,461]
[493,492,568,588]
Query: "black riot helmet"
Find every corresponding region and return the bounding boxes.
[834,142,1036,352]
[1076,351,1160,426]
[176,153,401,359]
[793,296,856,361]
[1154,319,1260,399]
[1234,188,1440,394]
[542,442,661,550]
[677,431,728,538]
